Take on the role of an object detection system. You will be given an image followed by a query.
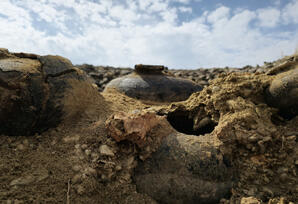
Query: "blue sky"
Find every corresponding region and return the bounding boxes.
[0,0,298,69]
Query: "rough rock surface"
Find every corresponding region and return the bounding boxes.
[78,64,132,91]
[0,49,85,136]
[106,111,173,159]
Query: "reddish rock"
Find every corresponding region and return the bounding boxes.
[106,111,171,148]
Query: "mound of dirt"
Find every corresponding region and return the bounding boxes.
[162,67,297,203]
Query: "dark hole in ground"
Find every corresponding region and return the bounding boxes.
[167,110,217,135]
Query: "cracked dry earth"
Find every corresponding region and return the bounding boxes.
[0,49,297,204]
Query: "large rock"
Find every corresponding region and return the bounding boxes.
[265,67,298,118]
[134,132,233,204]
[0,49,85,136]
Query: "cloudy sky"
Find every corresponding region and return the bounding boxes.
[0,0,298,68]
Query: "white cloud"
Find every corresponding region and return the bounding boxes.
[282,0,298,24]
[110,5,140,25]
[207,6,230,24]
[179,6,192,13]
[257,8,280,27]
[0,0,297,69]
[173,0,191,4]
[161,8,178,24]
[147,0,168,13]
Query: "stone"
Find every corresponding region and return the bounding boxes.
[10,176,35,186]
[72,165,81,172]
[0,58,40,73]
[10,168,49,186]
[85,149,92,156]
[81,144,88,150]
[240,197,261,204]
[106,111,171,148]
[38,55,74,76]
[16,144,26,151]
[63,135,80,143]
[76,185,85,195]
[99,145,115,157]
[72,174,82,184]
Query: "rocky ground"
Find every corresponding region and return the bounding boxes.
[0,48,297,204]
[77,55,291,91]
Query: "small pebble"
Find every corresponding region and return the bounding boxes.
[16,144,26,151]
[81,144,88,150]
[99,145,115,157]
[262,136,272,142]
[76,185,85,195]
[85,149,91,156]
[23,139,29,146]
[72,165,81,172]
[91,153,99,159]
[248,135,258,142]
[63,135,80,143]
[212,86,220,92]
[85,167,97,176]
[115,165,122,171]
[72,174,82,184]
[287,136,296,141]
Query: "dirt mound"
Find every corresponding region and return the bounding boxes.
[162,69,297,203]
